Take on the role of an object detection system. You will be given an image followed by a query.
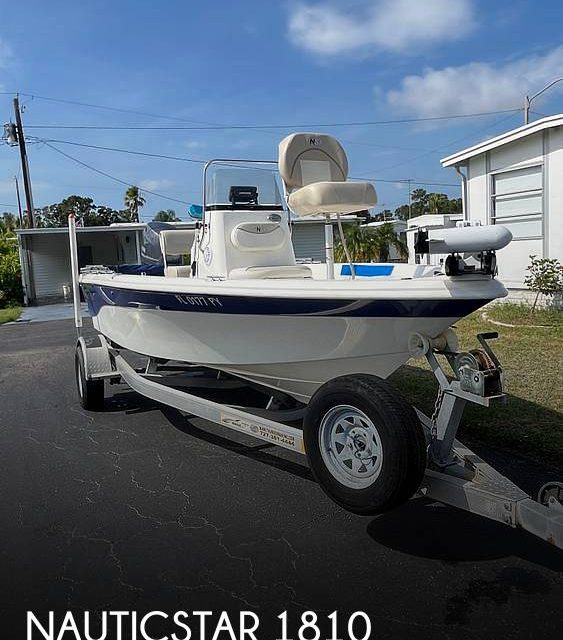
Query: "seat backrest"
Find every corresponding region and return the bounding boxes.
[159,229,195,258]
[159,229,195,273]
[278,133,349,192]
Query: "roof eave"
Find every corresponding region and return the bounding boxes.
[441,113,563,167]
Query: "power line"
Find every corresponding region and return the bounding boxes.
[354,177,458,188]
[34,137,459,188]
[360,111,521,177]
[19,92,214,125]
[14,91,511,153]
[36,138,207,165]
[40,142,193,205]
[24,108,522,131]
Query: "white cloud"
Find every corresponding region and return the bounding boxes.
[387,46,563,117]
[139,179,175,191]
[287,0,475,56]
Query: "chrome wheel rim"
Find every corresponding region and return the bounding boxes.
[318,405,383,488]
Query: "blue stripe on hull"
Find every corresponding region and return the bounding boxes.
[83,283,491,319]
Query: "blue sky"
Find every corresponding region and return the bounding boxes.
[1,0,562,220]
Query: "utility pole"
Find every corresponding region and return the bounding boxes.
[13,96,35,227]
[524,77,563,124]
[407,179,412,220]
[14,176,23,227]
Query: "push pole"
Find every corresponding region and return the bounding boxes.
[68,213,83,334]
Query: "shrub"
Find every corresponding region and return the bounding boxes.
[0,247,23,307]
[524,255,563,313]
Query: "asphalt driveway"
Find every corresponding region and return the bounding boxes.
[0,319,561,639]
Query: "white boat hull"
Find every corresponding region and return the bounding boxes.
[83,270,507,402]
[93,305,461,401]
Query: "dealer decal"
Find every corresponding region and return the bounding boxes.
[220,414,301,450]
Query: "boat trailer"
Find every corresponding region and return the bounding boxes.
[68,218,562,550]
[74,327,562,550]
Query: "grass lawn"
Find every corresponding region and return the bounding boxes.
[389,304,563,470]
[485,302,562,327]
[0,306,21,324]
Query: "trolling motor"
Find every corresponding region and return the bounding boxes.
[414,224,512,277]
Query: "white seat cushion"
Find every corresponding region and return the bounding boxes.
[165,265,192,277]
[229,265,312,280]
[288,181,377,216]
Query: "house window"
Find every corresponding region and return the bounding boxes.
[491,166,543,239]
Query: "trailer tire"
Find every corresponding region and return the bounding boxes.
[75,344,105,411]
[304,374,426,515]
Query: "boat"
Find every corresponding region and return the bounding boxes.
[80,132,512,403]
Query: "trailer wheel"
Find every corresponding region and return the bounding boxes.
[75,344,105,411]
[304,374,426,515]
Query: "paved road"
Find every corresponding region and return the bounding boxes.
[1,319,561,639]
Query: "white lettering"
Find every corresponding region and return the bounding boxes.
[27,612,54,640]
[56,612,81,640]
[239,612,259,640]
[109,612,128,640]
[140,612,168,640]
[211,612,236,640]
[84,612,107,640]
[192,612,212,640]
[348,612,371,640]
[172,612,191,640]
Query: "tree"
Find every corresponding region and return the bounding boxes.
[334,225,378,263]
[124,186,145,222]
[95,206,127,226]
[0,227,23,307]
[35,196,125,228]
[427,193,448,214]
[394,204,411,221]
[372,209,393,223]
[35,196,94,227]
[154,209,179,222]
[0,212,17,233]
[394,190,462,220]
[370,223,408,262]
[524,255,563,313]
[334,223,408,263]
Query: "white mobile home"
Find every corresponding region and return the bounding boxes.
[441,114,563,292]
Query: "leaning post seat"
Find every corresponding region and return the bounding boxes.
[278,133,377,217]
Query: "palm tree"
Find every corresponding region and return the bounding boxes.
[153,209,179,222]
[427,193,448,214]
[334,223,408,263]
[124,186,146,222]
[370,223,408,262]
[334,225,378,262]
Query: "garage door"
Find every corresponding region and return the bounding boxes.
[30,235,71,300]
[292,224,325,262]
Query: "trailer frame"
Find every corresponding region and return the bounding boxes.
[69,214,563,550]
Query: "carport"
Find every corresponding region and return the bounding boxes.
[16,223,154,305]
